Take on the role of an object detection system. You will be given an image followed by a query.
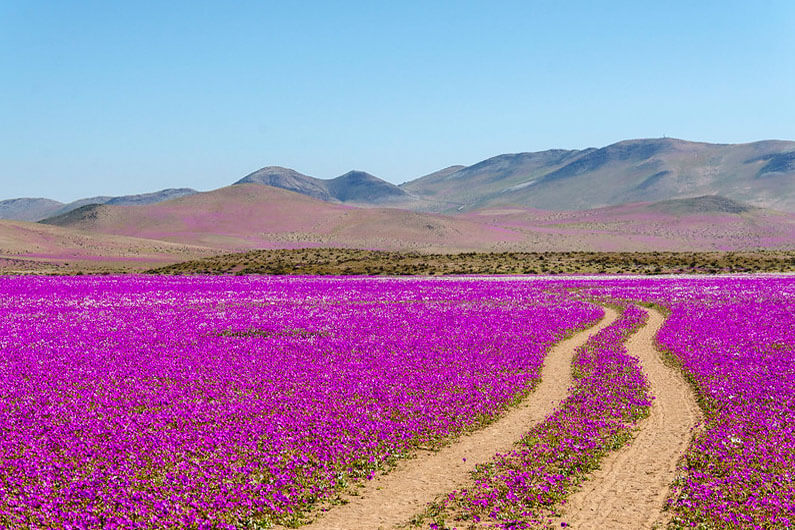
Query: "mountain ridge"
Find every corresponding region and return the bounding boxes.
[0,188,197,222]
[234,167,412,204]
[38,182,794,256]
[403,138,795,212]
[230,138,795,212]
[5,137,795,224]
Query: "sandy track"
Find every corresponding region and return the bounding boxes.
[300,307,619,530]
[556,307,701,529]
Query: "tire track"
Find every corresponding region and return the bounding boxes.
[300,307,619,530]
[556,306,701,529]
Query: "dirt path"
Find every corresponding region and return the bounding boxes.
[556,307,701,529]
[301,307,618,530]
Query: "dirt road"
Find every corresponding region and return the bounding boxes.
[556,307,701,529]
[301,308,618,530]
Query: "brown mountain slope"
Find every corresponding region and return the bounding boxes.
[40,185,795,254]
[461,196,795,251]
[0,219,213,272]
[42,183,524,252]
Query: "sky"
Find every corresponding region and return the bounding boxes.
[1,1,794,202]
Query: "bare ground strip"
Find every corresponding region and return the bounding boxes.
[555,307,701,529]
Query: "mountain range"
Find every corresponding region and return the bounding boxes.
[32,185,795,254]
[4,138,795,222]
[0,188,197,222]
[1,137,793,272]
[233,138,795,212]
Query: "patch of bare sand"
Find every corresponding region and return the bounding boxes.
[555,307,701,529]
[300,307,619,530]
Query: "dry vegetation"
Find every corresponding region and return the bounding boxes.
[148,248,795,276]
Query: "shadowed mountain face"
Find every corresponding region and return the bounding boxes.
[649,195,752,215]
[326,171,407,203]
[39,204,109,228]
[747,151,795,177]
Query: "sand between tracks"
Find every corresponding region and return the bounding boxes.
[555,307,702,529]
[300,307,618,530]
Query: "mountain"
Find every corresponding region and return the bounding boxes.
[0,188,197,222]
[0,198,64,222]
[40,183,794,255]
[39,204,108,227]
[400,151,585,209]
[648,195,752,215]
[236,139,795,213]
[234,167,412,205]
[49,188,198,216]
[235,166,333,201]
[104,188,197,206]
[40,183,515,252]
[8,138,795,223]
[0,218,213,273]
[460,195,795,252]
[325,171,408,203]
[401,138,795,212]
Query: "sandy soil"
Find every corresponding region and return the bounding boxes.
[299,307,619,530]
[554,307,702,529]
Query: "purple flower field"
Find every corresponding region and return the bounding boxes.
[0,275,792,529]
[0,276,599,528]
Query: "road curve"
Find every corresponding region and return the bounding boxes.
[300,307,619,530]
[556,306,702,529]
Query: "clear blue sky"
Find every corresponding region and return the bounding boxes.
[2,1,794,201]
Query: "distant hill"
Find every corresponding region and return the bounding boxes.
[460,195,795,252]
[235,166,334,201]
[648,195,752,215]
[40,184,514,252]
[39,204,108,228]
[232,139,795,212]
[40,184,795,253]
[6,138,795,224]
[0,218,213,273]
[325,171,407,203]
[0,198,63,222]
[105,188,198,206]
[234,166,412,205]
[401,150,585,209]
[400,138,795,212]
[0,188,197,222]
